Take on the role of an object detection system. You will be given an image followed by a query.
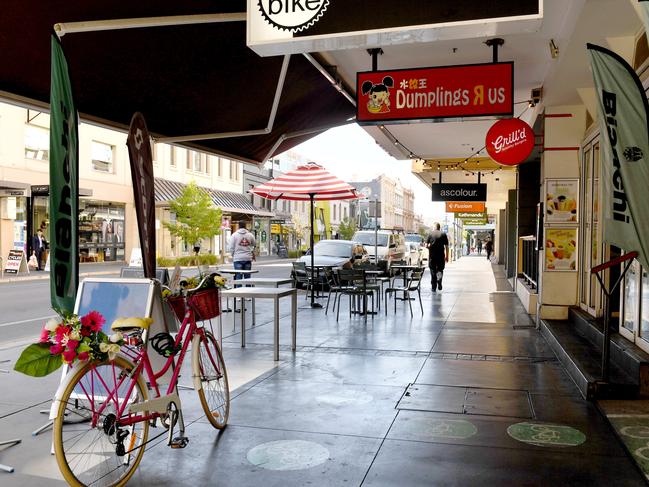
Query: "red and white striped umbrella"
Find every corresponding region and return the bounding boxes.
[249,162,359,201]
[250,162,359,309]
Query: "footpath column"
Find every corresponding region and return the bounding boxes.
[538,105,586,320]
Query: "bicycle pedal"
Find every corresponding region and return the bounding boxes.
[170,436,189,449]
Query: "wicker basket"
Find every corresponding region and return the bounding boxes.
[188,288,221,321]
[166,295,187,322]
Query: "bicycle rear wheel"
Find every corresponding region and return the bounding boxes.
[192,331,230,429]
[53,357,149,487]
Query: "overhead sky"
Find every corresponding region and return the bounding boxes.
[292,124,446,225]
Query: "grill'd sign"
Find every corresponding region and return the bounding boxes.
[257,0,329,32]
[486,118,535,166]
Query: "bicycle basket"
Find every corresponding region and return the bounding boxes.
[188,287,220,321]
[166,295,186,322]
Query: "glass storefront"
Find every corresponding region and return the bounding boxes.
[620,259,649,353]
[79,200,126,262]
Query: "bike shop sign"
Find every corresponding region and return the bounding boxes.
[432,183,487,202]
[247,1,542,56]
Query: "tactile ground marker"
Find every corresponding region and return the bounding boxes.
[247,440,330,471]
[507,422,586,447]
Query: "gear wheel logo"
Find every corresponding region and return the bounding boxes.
[257,0,329,33]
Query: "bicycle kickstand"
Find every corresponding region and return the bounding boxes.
[166,402,189,449]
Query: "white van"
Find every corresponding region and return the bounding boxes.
[352,230,407,271]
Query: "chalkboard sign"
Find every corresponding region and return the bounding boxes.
[5,249,27,274]
[75,278,154,333]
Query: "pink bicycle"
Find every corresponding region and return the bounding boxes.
[51,277,230,487]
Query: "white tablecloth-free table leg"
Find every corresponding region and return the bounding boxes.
[240,298,246,349]
[273,298,280,361]
[291,291,297,351]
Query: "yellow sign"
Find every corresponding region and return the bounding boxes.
[271,224,289,234]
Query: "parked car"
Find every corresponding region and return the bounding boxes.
[352,230,406,271]
[405,233,428,264]
[292,239,368,288]
[405,241,424,266]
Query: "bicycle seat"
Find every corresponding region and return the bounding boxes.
[111,317,153,331]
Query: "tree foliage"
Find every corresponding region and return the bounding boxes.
[290,213,306,249]
[418,225,430,238]
[338,217,357,240]
[164,181,222,250]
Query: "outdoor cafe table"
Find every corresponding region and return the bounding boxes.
[220,287,297,361]
[217,268,260,313]
[390,264,422,300]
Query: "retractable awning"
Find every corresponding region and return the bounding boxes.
[154,178,273,217]
[0,2,355,164]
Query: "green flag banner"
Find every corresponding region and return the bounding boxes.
[49,34,79,314]
[587,43,649,269]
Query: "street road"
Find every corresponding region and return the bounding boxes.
[0,261,293,349]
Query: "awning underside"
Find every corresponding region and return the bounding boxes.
[0,2,355,164]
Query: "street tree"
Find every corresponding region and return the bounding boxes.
[290,214,306,251]
[164,181,222,262]
[338,217,357,240]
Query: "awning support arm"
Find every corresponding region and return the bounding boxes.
[54,13,246,37]
[156,55,291,144]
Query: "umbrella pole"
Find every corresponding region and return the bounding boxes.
[309,193,322,308]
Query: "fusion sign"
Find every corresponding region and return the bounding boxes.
[357,63,513,124]
[432,184,487,202]
[446,202,486,213]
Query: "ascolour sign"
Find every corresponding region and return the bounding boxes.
[432,184,487,202]
[257,0,329,32]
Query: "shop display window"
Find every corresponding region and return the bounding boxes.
[79,201,125,262]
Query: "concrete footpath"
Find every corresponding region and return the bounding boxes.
[0,256,645,486]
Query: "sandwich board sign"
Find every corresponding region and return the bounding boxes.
[5,249,28,274]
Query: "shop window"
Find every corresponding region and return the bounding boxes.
[25,125,49,161]
[78,201,126,262]
[91,141,115,173]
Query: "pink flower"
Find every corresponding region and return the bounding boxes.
[55,325,71,342]
[62,349,76,364]
[81,311,105,333]
[50,344,64,355]
[80,327,92,337]
[39,327,50,343]
[77,351,89,361]
[66,340,79,351]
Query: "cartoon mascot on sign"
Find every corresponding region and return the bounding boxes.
[362,76,394,114]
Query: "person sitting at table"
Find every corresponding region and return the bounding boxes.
[228,220,256,285]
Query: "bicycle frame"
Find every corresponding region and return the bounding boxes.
[80,306,207,429]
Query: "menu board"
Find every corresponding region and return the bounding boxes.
[545,228,578,272]
[546,179,579,224]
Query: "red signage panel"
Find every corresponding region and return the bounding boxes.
[485,118,535,166]
[357,62,513,124]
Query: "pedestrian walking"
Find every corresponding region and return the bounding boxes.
[228,220,256,284]
[485,238,494,262]
[426,223,449,292]
[477,240,483,255]
[31,229,47,271]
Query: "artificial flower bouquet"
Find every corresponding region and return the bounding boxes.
[14,310,124,377]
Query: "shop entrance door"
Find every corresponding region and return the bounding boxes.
[579,138,603,316]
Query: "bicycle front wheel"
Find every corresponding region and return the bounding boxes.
[192,331,230,429]
[53,356,149,487]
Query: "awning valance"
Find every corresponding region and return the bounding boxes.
[154,178,273,217]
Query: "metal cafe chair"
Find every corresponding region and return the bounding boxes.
[336,268,377,323]
[385,269,424,317]
[323,266,351,315]
[356,261,389,307]
[291,261,314,300]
